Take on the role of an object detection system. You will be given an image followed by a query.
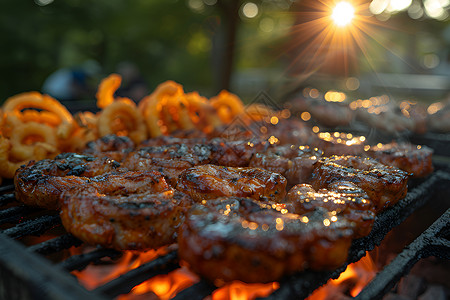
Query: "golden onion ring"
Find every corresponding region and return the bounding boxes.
[3,92,74,139]
[97,98,147,144]
[138,80,183,112]
[0,136,28,179]
[96,73,122,109]
[210,90,245,124]
[186,92,222,133]
[243,103,275,123]
[9,121,58,161]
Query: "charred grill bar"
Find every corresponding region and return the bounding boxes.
[0,168,449,300]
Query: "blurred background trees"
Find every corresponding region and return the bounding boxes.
[0,0,449,105]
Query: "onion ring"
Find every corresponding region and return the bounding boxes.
[0,136,26,178]
[186,92,222,133]
[2,92,74,139]
[243,103,275,123]
[96,73,122,109]
[210,90,245,124]
[9,121,58,161]
[97,98,147,145]
[138,80,183,112]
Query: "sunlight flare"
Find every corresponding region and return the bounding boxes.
[332,2,355,27]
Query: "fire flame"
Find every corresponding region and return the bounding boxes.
[71,246,169,290]
[119,266,199,300]
[72,244,374,300]
[212,282,279,300]
[307,251,377,299]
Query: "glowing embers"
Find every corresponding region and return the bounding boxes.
[212,281,279,300]
[71,246,169,290]
[307,251,377,299]
[119,267,199,300]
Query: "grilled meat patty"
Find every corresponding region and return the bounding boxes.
[286,181,376,237]
[178,197,354,283]
[367,142,433,178]
[249,144,322,188]
[177,164,287,202]
[311,155,410,212]
[14,153,122,209]
[59,171,192,250]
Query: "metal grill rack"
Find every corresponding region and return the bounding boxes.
[0,168,449,300]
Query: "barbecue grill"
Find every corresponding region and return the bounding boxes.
[0,160,449,300]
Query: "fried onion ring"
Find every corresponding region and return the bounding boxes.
[186,92,222,133]
[139,81,184,138]
[96,73,122,109]
[9,121,58,161]
[0,136,26,178]
[210,90,245,124]
[97,98,147,145]
[2,92,74,139]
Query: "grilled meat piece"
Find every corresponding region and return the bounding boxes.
[14,153,122,209]
[177,164,287,202]
[311,156,410,212]
[311,132,366,156]
[286,181,376,237]
[178,197,354,283]
[208,139,269,167]
[122,144,213,186]
[249,144,322,187]
[82,134,135,161]
[367,142,433,178]
[60,171,192,250]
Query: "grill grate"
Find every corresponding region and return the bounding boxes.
[0,168,449,300]
[355,208,450,300]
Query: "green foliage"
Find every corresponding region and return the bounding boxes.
[0,0,214,102]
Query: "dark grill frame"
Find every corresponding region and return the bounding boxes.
[0,169,449,300]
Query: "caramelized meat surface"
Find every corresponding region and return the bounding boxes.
[82,134,135,161]
[311,156,410,212]
[249,144,322,187]
[122,144,213,186]
[178,197,354,283]
[367,142,433,178]
[14,153,122,209]
[60,171,192,250]
[286,181,375,237]
[177,164,287,202]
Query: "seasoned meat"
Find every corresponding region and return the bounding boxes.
[82,134,135,161]
[178,197,354,283]
[367,142,433,178]
[177,164,287,202]
[249,144,322,187]
[60,171,192,250]
[311,132,366,156]
[311,156,410,212]
[286,181,376,237]
[122,144,213,186]
[208,139,269,167]
[14,153,122,209]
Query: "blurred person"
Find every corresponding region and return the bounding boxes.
[42,60,101,101]
[115,61,148,102]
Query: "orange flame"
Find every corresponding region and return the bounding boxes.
[212,281,279,300]
[119,266,199,300]
[307,251,377,300]
[71,246,168,290]
[72,246,373,299]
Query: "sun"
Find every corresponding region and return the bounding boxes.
[331,1,355,27]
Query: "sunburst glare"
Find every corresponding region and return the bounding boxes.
[332,2,355,26]
[284,0,396,79]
